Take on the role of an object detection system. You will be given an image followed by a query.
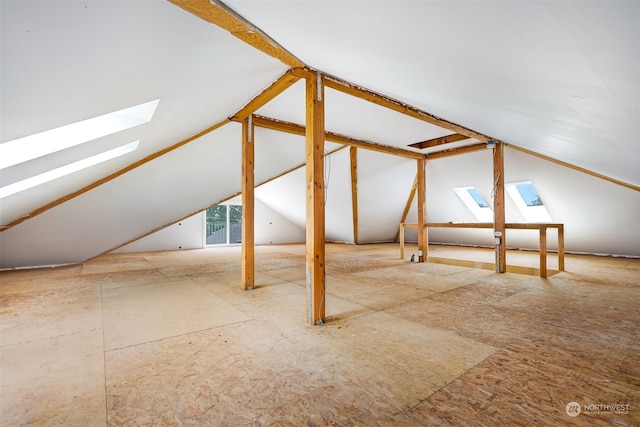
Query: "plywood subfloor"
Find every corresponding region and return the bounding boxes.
[1,244,638,426]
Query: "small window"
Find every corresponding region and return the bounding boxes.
[515,183,543,206]
[467,188,489,208]
[454,186,493,222]
[206,204,242,245]
[506,181,551,222]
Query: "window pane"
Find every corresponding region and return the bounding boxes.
[229,205,242,244]
[206,205,227,244]
[515,183,544,206]
[467,188,489,207]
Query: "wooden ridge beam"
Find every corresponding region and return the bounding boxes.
[322,73,493,143]
[249,115,424,160]
[409,133,469,149]
[168,0,304,67]
[1,119,231,233]
[231,69,301,121]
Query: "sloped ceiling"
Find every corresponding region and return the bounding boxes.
[1,0,639,268]
[226,0,639,186]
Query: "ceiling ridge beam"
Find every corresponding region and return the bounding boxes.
[506,144,639,192]
[247,114,424,160]
[93,145,348,258]
[168,0,304,67]
[0,119,231,233]
[321,72,494,143]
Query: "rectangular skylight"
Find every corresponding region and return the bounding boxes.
[0,99,159,170]
[454,186,493,222]
[0,141,139,199]
[515,182,544,206]
[506,181,551,222]
[467,187,490,207]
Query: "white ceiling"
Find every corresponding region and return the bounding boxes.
[1,0,638,267]
[227,0,640,185]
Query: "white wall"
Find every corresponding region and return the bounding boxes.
[114,197,304,254]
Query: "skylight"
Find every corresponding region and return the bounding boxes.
[0,99,159,170]
[454,186,493,222]
[506,181,551,222]
[0,141,139,199]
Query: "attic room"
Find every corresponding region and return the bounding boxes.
[1,0,638,425]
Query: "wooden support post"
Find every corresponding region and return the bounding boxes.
[539,225,547,278]
[399,223,405,260]
[350,147,359,245]
[493,142,506,273]
[417,158,427,262]
[305,71,326,325]
[558,224,565,271]
[241,116,255,290]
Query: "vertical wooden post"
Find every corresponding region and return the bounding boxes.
[399,223,405,259]
[539,225,547,278]
[417,157,427,262]
[305,71,326,325]
[350,147,359,245]
[241,116,255,290]
[493,142,506,273]
[558,224,565,271]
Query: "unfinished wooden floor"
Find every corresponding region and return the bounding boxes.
[1,243,638,426]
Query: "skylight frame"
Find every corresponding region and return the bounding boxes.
[505,181,552,222]
[0,99,159,170]
[0,141,140,200]
[453,186,493,222]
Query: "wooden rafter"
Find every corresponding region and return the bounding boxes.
[231,69,301,120]
[507,144,639,192]
[247,115,424,160]
[320,72,494,143]
[168,0,303,67]
[409,133,469,149]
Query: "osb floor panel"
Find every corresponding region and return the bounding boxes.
[1,244,639,426]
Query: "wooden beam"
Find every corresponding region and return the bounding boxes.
[506,144,640,192]
[426,143,488,160]
[1,119,231,233]
[249,115,424,159]
[417,158,427,262]
[408,133,469,149]
[493,142,506,273]
[168,0,303,67]
[231,70,301,121]
[323,74,493,142]
[350,147,359,244]
[395,175,417,242]
[241,116,255,290]
[305,71,326,325]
